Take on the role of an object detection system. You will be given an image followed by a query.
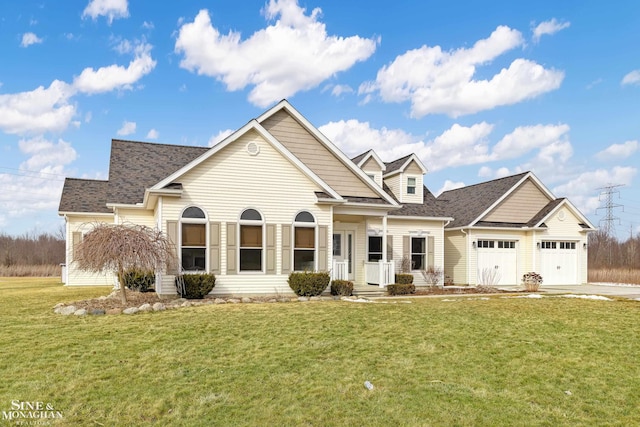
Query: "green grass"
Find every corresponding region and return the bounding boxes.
[1,278,640,426]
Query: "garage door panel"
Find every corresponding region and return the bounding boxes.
[540,241,577,285]
[477,240,517,286]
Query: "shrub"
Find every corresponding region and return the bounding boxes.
[421,266,443,287]
[387,283,416,295]
[120,268,155,292]
[330,280,353,296]
[176,273,216,299]
[288,272,330,296]
[522,272,543,292]
[395,273,414,285]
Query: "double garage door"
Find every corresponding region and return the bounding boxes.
[540,241,578,285]
[477,240,518,286]
[477,239,579,286]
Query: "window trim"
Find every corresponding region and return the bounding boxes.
[238,208,265,274]
[407,176,417,195]
[411,236,426,271]
[293,210,317,272]
[179,205,208,273]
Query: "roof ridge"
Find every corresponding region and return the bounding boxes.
[64,177,109,183]
[111,138,209,150]
[440,171,529,195]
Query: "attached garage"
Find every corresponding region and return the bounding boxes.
[476,240,518,285]
[539,241,578,285]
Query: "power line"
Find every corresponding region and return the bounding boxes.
[596,184,624,238]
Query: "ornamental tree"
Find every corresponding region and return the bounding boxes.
[73,223,177,303]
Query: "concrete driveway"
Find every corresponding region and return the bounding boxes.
[540,284,640,300]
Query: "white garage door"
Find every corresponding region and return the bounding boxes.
[477,240,518,286]
[540,241,578,285]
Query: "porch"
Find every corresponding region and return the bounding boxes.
[332,259,395,288]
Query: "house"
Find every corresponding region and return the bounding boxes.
[58,100,595,295]
[438,172,596,286]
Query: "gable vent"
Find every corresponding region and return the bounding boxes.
[246,141,260,156]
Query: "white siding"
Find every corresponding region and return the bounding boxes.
[403,161,424,204]
[535,207,588,284]
[444,230,468,285]
[384,175,401,201]
[116,208,155,227]
[159,130,332,295]
[65,215,116,286]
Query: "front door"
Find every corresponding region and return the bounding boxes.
[333,231,354,280]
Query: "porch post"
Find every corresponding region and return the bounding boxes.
[382,215,388,261]
[381,215,388,287]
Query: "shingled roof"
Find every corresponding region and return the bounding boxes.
[59,178,110,213]
[384,154,413,174]
[106,139,209,205]
[350,150,370,165]
[526,198,565,227]
[437,172,529,228]
[385,184,447,217]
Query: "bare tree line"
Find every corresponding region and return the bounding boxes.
[0,230,65,267]
[588,230,640,270]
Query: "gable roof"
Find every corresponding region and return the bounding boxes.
[257,100,398,206]
[351,149,386,171]
[437,172,529,228]
[59,178,111,214]
[151,119,345,202]
[107,139,208,206]
[528,197,596,230]
[384,153,427,177]
[388,185,450,218]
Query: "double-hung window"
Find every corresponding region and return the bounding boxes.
[407,177,416,194]
[239,209,263,271]
[294,211,316,271]
[411,237,426,270]
[181,206,207,271]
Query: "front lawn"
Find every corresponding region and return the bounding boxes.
[1,278,639,426]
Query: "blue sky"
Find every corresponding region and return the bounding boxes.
[1,0,639,239]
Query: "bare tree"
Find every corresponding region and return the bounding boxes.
[73,223,177,303]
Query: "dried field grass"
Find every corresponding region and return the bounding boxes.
[588,268,640,285]
[0,264,61,277]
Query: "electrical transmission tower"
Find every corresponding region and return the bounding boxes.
[596,184,624,237]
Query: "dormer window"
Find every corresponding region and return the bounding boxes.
[407,177,416,194]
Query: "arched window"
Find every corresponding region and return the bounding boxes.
[239,208,263,271]
[180,206,207,271]
[294,211,316,271]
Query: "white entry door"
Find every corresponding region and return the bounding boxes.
[540,241,578,285]
[476,240,518,286]
[333,231,354,280]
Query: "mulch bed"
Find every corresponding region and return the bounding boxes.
[414,286,524,295]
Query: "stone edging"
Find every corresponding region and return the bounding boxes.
[53,295,365,316]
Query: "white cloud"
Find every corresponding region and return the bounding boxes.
[142,21,154,30]
[21,32,43,47]
[146,129,159,139]
[117,121,136,136]
[532,18,570,42]
[621,70,640,86]
[73,41,156,94]
[84,111,92,123]
[322,118,575,175]
[0,80,75,135]
[492,124,570,159]
[82,0,129,24]
[436,180,465,196]
[552,166,637,215]
[18,136,77,170]
[359,25,564,118]
[174,1,378,107]
[0,137,77,222]
[595,140,639,161]
[331,84,354,97]
[208,129,234,146]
